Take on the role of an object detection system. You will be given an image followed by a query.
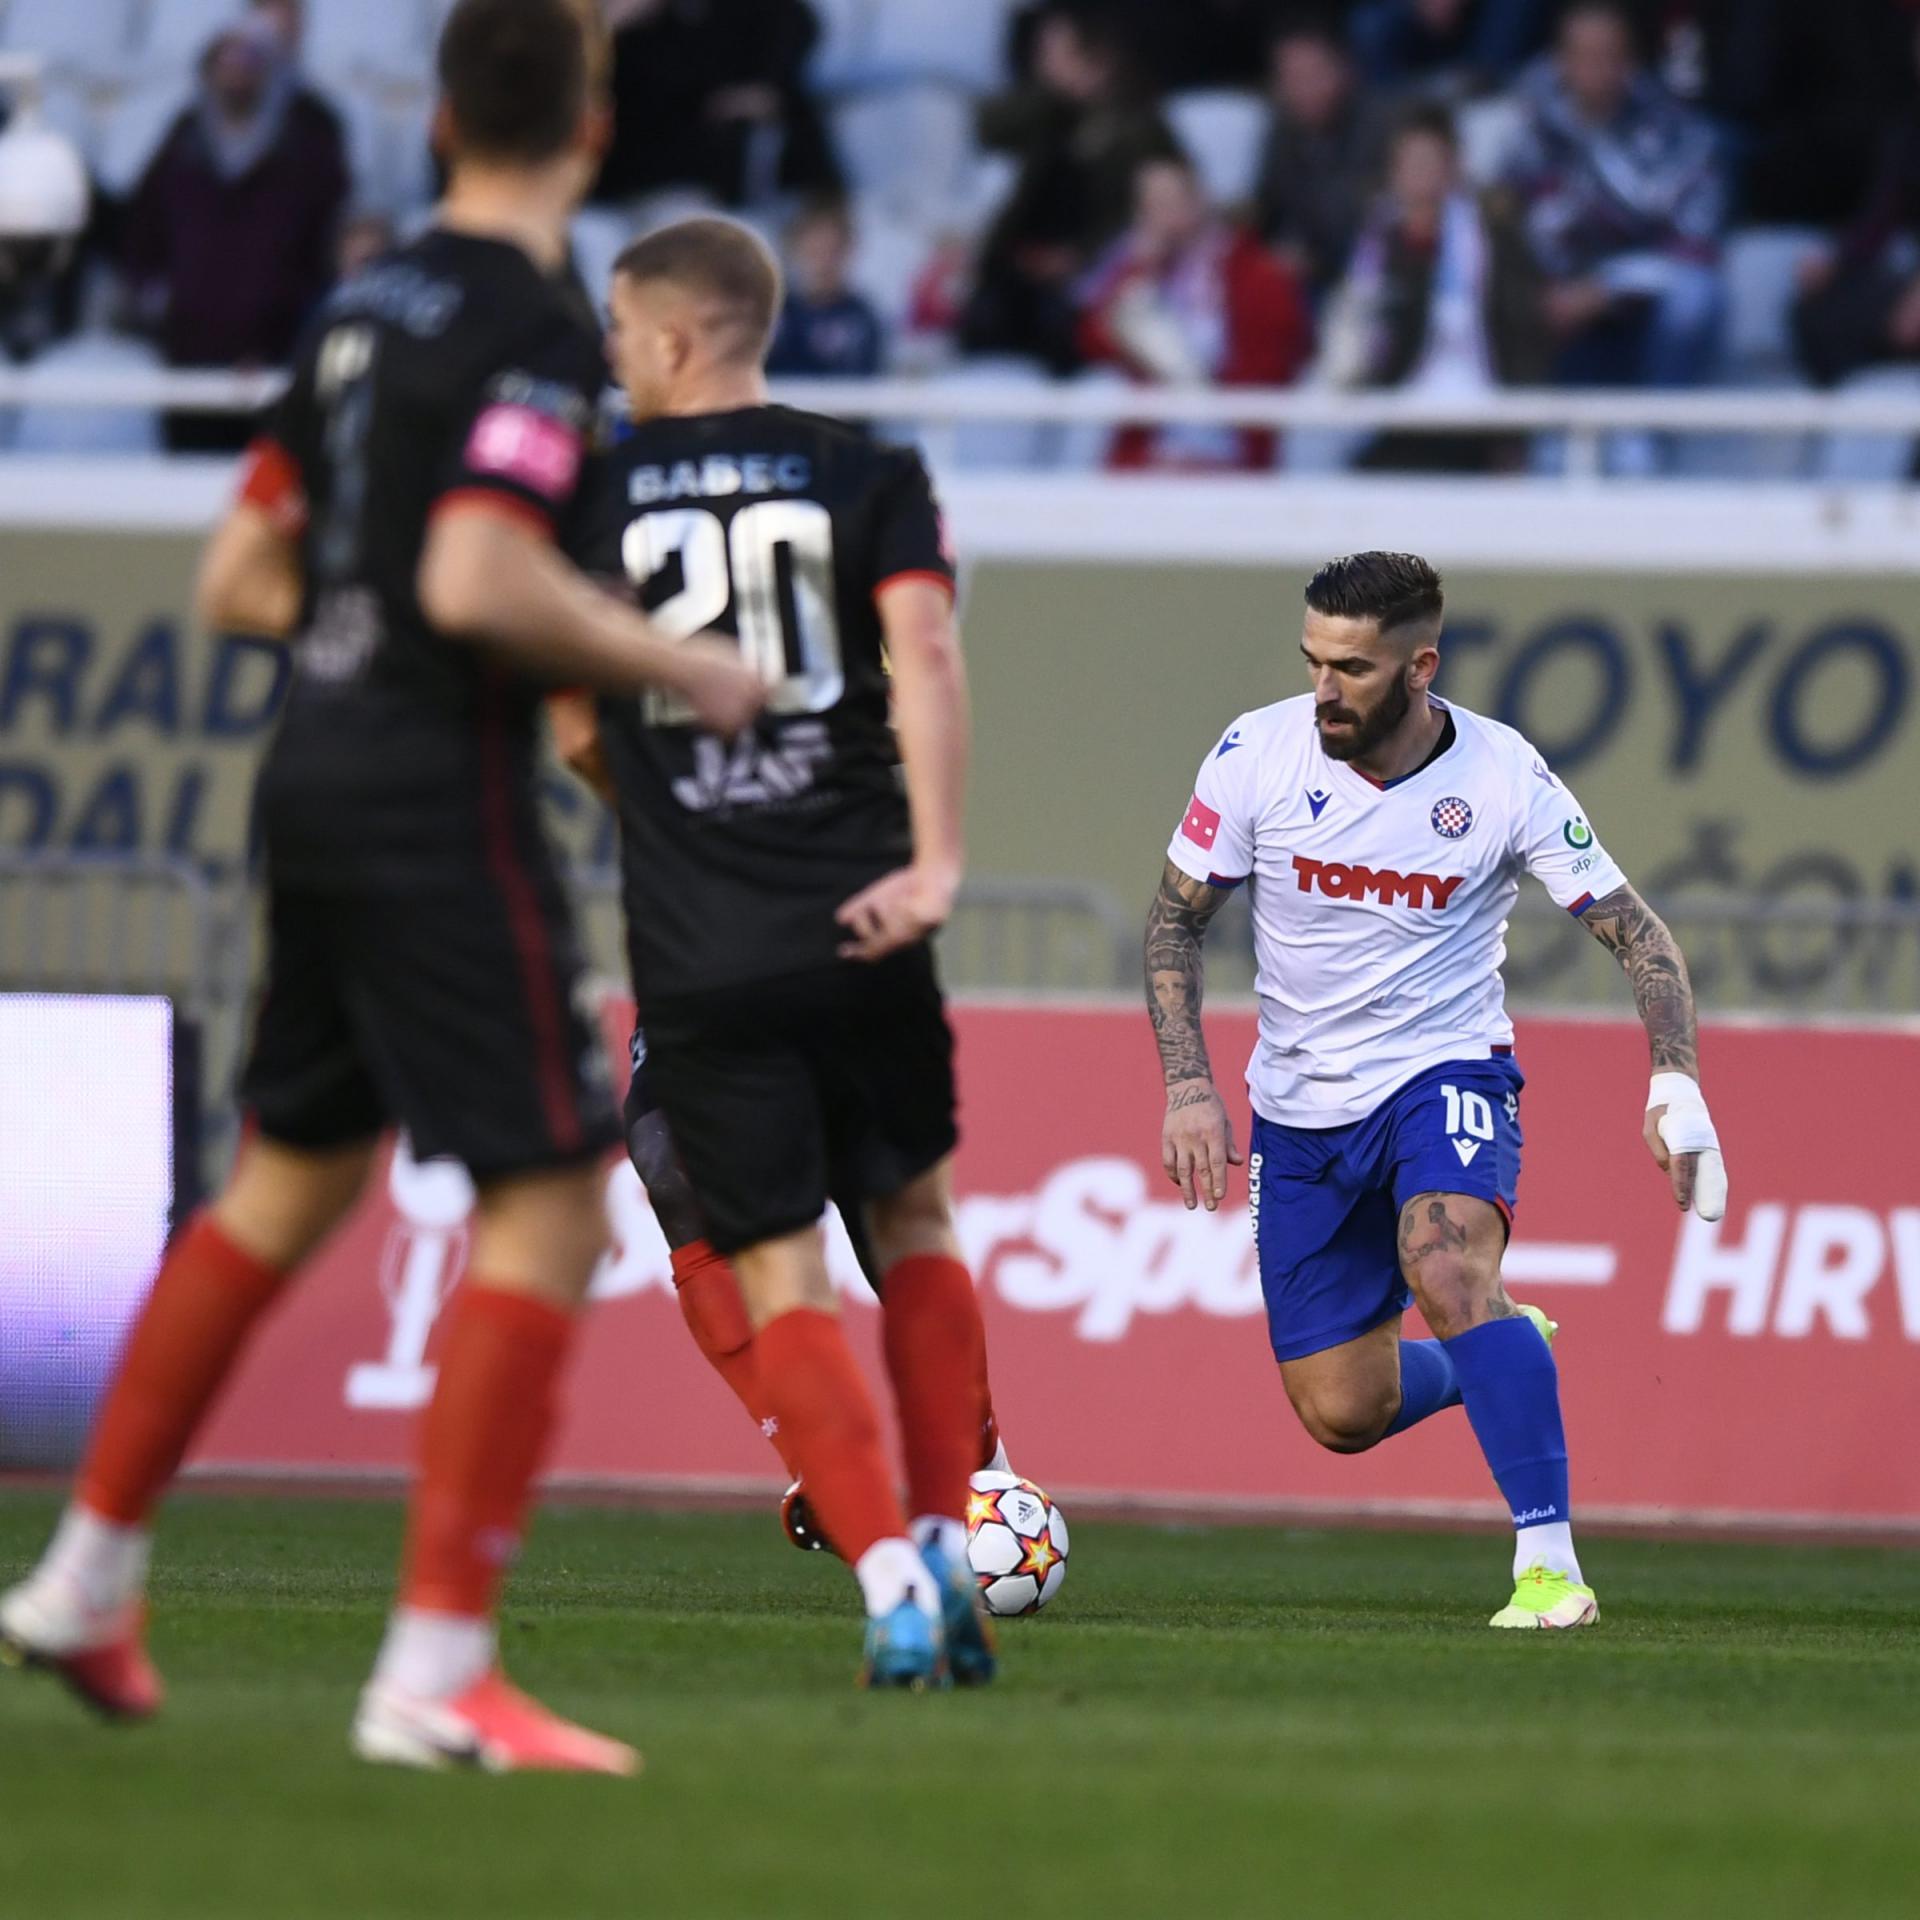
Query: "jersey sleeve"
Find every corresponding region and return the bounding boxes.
[1164,721,1256,889]
[236,351,320,536]
[557,436,625,580]
[871,446,957,601]
[430,320,601,541]
[1512,754,1629,915]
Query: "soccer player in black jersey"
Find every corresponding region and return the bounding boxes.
[563,219,999,1688]
[0,0,761,1774]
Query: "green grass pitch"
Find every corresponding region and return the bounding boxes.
[3,1490,1917,1919]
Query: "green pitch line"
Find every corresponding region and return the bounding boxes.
[2,1493,1917,1920]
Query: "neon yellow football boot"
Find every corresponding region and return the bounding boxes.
[1490,1561,1599,1629]
[1515,1303,1558,1345]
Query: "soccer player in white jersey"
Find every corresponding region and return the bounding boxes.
[1145,552,1728,1627]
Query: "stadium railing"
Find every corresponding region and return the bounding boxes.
[0,850,219,1019]
[6,366,1920,482]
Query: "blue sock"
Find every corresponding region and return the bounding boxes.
[1442,1317,1570,1528]
[1382,1339,1461,1438]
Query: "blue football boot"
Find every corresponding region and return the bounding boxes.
[919,1541,998,1688]
[859,1601,946,1691]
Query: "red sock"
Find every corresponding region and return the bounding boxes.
[671,1240,800,1477]
[752,1308,905,1564]
[400,1284,573,1618]
[78,1213,288,1525]
[881,1253,991,1524]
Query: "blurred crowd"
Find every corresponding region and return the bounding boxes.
[3,0,1920,470]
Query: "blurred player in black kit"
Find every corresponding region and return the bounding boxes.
[0,0,762,1775]
[558,218,1000,1690]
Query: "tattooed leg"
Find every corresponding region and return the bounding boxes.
[1401,1192,1582,1584]
[1396,1191,1512,1339]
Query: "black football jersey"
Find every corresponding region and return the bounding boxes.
[249,229,608,889]
[585,405,956,999]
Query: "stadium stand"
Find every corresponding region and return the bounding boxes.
[1162,88,1266,208]
[0,0,1911,476]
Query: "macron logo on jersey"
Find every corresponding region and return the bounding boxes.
[1293,855,1464,910]
[1182,795,1222,851]
[1215,729,1242,758]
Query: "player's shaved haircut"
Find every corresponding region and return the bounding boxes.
[613,219,784,366]
[1304,551,1444,643]
[438,0,591,165]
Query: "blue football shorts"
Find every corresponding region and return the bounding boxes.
[1247,1056,1524,1363]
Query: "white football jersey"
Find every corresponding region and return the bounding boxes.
[1164,694,1627,1127]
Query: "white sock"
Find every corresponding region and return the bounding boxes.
[373,1607,496,1701]
[1514,1521,1582,1584]
[41,1505,151,1615]
[983,1437,1012,1475]
[853,1537,939,1621]
[910,1515,967,1565]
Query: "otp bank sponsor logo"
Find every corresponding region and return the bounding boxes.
[1292,855,1464,909]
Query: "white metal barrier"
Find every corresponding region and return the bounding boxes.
[3,366,1919,478]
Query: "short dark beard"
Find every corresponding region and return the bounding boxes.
[1316,671,1412,761]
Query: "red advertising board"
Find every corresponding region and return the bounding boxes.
[193,1006,1920,1529]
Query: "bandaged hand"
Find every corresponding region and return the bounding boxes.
[1645,1071,1727,1222]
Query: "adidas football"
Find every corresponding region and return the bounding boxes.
[966,1470,1069,1616]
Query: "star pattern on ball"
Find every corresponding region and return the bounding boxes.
[966,1487,1005,1531]
[1017,1533,1062,1581]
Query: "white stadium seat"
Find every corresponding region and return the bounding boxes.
[846,195,928,334]
[832,82,975,222]
[807,0,877,95]
[1721,225,1828,377]
[301,0,432,87]
[4,328,163,455]
[36,75,100,173]
[569,205,636,314]
[0,0,140,78]
[1164,90,1267,209]
[92,71,189,198]
[1813,365,1920,485]
[333,74,435,217]
[860,0,1012,92]
[132,0,238,74]
[916,355,1057,472]
[1455,95,1524,189]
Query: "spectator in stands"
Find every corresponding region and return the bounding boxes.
[1348,0,1554,99]
[592,0,840,214]
[1541,3,1907,227]
[1253,18,1391,299]
[1500,2,1724,408]
[767,198,885,378]
[1317,105,1548,469]
[1792,18,1920,390]
[1077,151,1312,470]
[961,6,1179,374]
[247,0,350,159]
[124,21,349,453]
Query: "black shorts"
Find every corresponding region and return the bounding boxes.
[640,945,958,1257]
[624,1021,885,1285]
[240,877,620,1181]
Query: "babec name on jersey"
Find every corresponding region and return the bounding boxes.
[626,452,813,503]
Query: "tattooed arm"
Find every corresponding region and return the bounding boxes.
[1578,882,1711,1207]
[1145,860,1246,1212]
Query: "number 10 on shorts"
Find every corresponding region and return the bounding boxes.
[1442,1084,1495,1141]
